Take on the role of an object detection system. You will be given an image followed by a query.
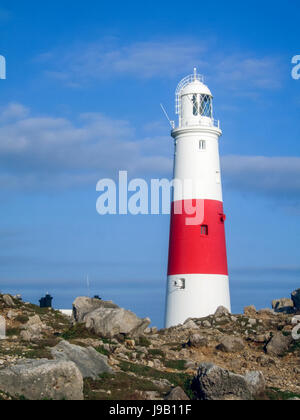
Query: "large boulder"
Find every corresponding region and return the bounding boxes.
[73,297,119,323]
[194,363,265,400]
[2,295,15,308]
[292,289,300,311]
[0,359,83,400]
[272,298,295,314]
[50,340,114,379]
[216,336,245,353]
[72,297,150,338]
[265,332,293,357]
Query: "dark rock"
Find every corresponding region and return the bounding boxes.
[292,289,300,310]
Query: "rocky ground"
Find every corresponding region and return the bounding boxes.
[0,290,299,400]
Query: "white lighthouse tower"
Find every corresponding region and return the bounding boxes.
[165,69,231,328]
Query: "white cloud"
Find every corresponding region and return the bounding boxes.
[222,155,300,197]
[0,103,173,189]
[39,38,282,93]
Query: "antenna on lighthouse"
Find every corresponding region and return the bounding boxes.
[194,67,197,80]
[160,104,175,129]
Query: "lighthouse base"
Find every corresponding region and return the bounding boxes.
[165,274,231,328]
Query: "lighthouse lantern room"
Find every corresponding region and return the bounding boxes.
[165,69,231,328]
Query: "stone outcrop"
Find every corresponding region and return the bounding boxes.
[272,298,295,314]
[265,332,293,357]
[2,295,15,308]
[216,336,245,353]
[50,340,114,379]
[73,297,150,338]
[292,289,300,311]
[214,306,230,317]
[188,334,208,348]
[20,315,51,343]
[0,359,83,400]
[194,363,266,400]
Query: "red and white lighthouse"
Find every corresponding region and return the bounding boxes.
[165,69,231,328]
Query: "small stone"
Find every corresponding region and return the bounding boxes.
[165,387,190,401]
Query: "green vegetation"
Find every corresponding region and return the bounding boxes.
[14,315,29,324]
[119,361,194,398]
[163,359,186,371]
[265,387,300,401]
[148,348,165,358]
[95,346,110,357]
[136,336,151,347]
[61,324,98,340]
[84,372,164,400]
[6,327,21,337]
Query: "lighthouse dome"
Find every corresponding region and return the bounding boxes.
[180,79,212,97]
[175,70,215,128]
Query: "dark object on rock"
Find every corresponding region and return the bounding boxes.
[93,295,102,300]
[265,332,293,357]
[39,294,53,309]
[165,387,190,401]
[272,298,295,314]
[194,363,265,400]
[292,289,300,311]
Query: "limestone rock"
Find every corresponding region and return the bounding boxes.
[0,359,83,400]
[2,295,15,308]
[72,297,150,338]
[216,336,245,353]
[50,340,114,379]
[244,306,257,316]
[265,332,293,357]
[272,298,295,314]
[188,334,209,348]
[165,387,190,400]
[214,306,230,317]
[292,289,300,310]
[194,363,265,400]
[72,297,118,323]
[20,315,50,343]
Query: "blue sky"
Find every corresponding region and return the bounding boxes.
[0,0,299,326]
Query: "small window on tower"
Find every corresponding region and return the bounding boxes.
[199,140,206,150]
[200,225,208,235]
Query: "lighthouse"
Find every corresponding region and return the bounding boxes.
[165,69,231,328]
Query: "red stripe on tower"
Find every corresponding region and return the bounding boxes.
[168,199,228,276]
